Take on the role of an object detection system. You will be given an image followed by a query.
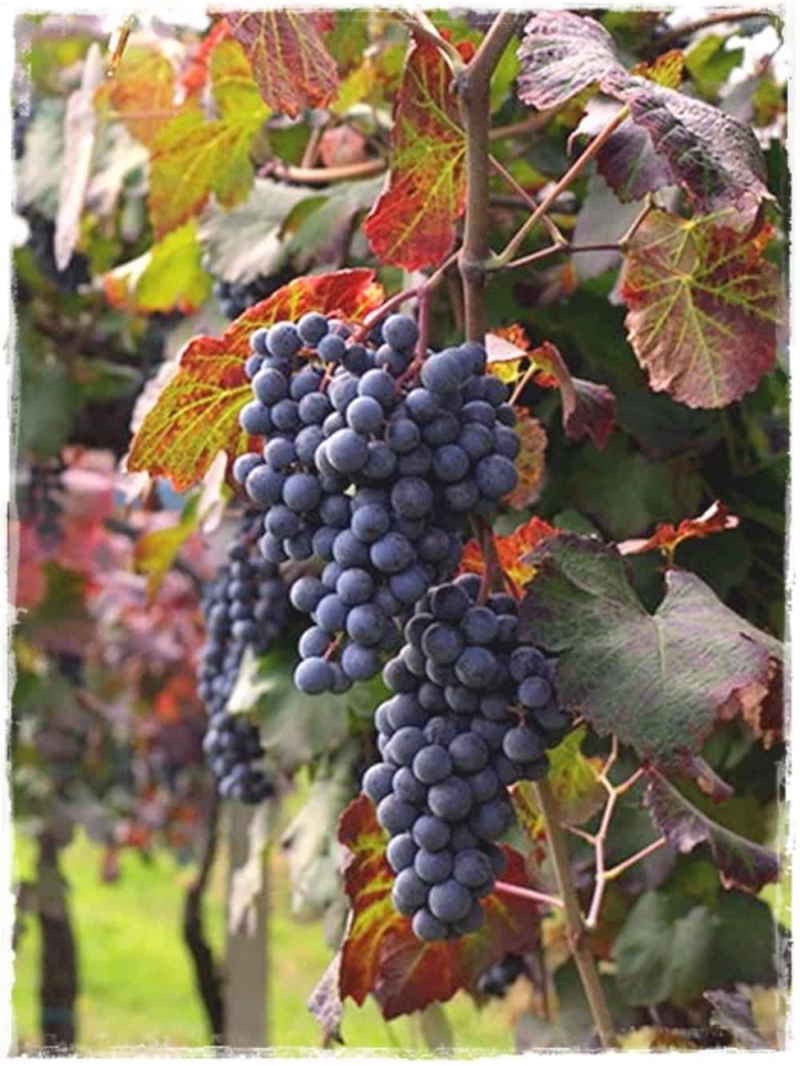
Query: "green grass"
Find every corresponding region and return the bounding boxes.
[12,826,515,1054]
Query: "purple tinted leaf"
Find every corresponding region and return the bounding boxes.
[518,12,771,217]
[517,11,626,110]
[643,769,779,893]
[617,77,771,215]
[519,535,782,773]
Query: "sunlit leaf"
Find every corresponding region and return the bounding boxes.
[364,32,466,270]
[126,270,384,490]
[226,9,338,118]
[332,794,542,1021]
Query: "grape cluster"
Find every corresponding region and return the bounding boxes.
[362,573,570,941]
[198,515,288,804]
[233,312,520,695]
[476,954,526,998]
[213,269,295,320]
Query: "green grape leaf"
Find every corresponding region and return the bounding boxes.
[519,535,782,773]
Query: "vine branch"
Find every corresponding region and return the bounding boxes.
[533,779,618,1049]
[457,12,521,340]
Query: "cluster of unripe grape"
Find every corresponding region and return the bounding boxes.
[363,573,570,941]
[232,311,520,695]
[197,514,288,804]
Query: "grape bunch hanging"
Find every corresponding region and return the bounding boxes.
[363,574,570,940]
[233,312,520,695]
[197,513,289,804]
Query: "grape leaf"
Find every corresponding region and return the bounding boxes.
[517,11,626,109]
[507,411,547,510]
[618,501,739,562]
[102,220,211,314]
[717,660,783,751]
[333,794,542,1021]
[133,493,202,600]
[364,32,466,270]
[148,40,268,238]
[643,769,779,893]
[197,178,310,284]
[517,12,770,216]
[96,44,177,147]
[533,341,616,449]
[519,535,783,773]
[616,76,770,215]
[512,727,605,844]
[621,208,782,409]
[126,270,384,489]
[705,989,770,1050]
[225,10,338,118]
[459,516,560,592]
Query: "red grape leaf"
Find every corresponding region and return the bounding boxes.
[96,44,177,147]
[364,32,466,270]
[618,501,740,562]
[335,794,542,1021]
[225,9,338,118]
[531,341,616,449]
[126,270,384,490]
[643,769,779,893]
[621,209,782,409]
[459,515,560,592]
[520,535,783,774]
[518,13,770,216]
[148,39,267,238]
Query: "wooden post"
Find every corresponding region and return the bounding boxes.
[225,803,268,1049]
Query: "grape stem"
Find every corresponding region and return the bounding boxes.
[494,881,564,910]
[562,738,665,931]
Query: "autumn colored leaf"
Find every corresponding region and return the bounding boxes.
[507,411,547,510]
[225,9,338,118]
[643,769,779,893]
[102,220,211,315]
[364,32,466,270]
[334,794,542,1020]
[717,659,783,751]
[485,327,531,386]
[520,535,783,774]
[631,49,685,91]
[148,39,267,238]
[126,270,384,490]
[621,209,782,409]
[618,501,740,561]
[97,44,177,147]
[459,515,560,591]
